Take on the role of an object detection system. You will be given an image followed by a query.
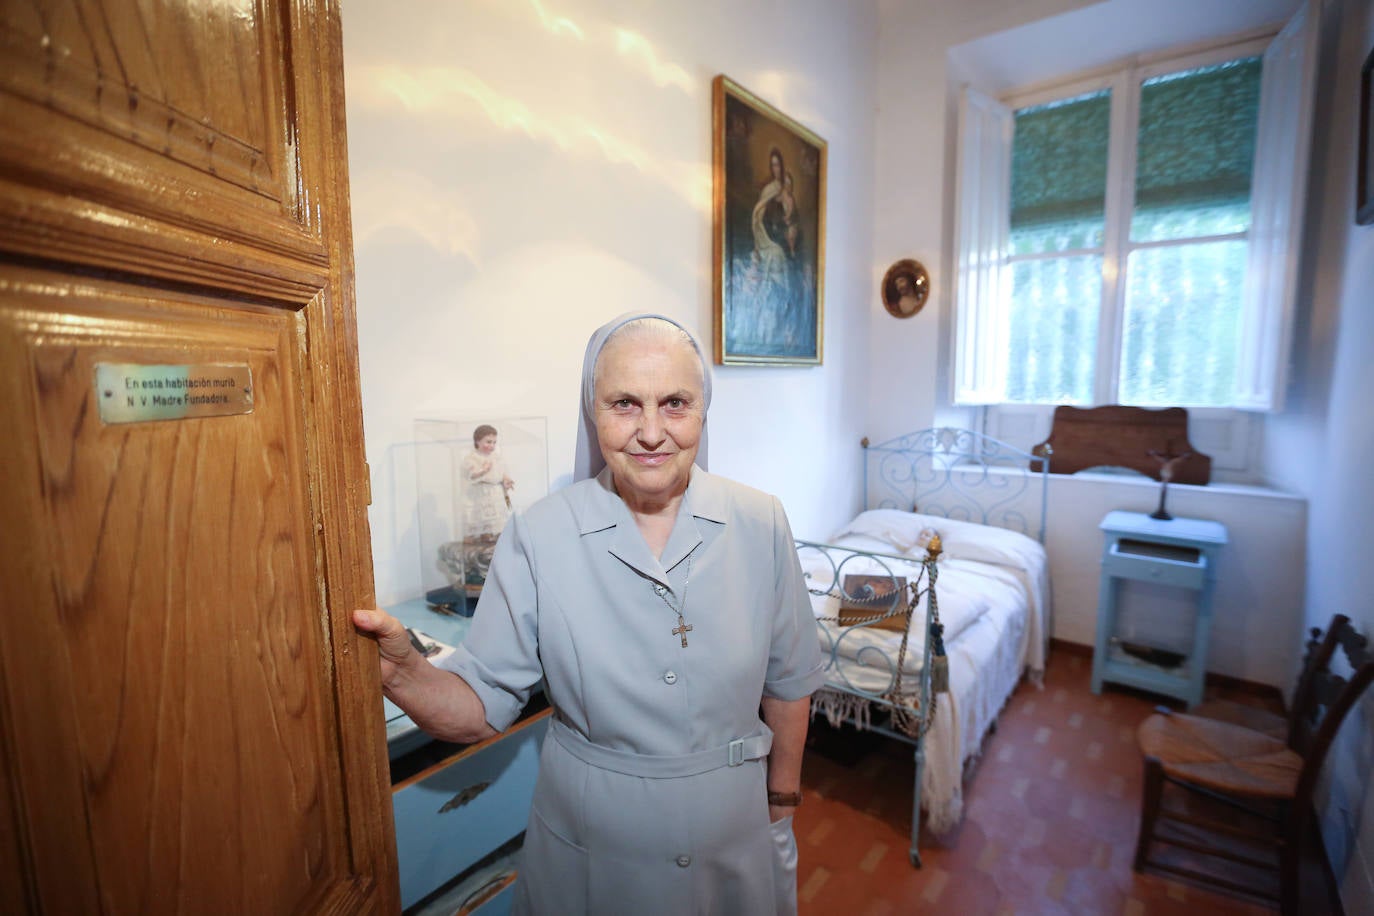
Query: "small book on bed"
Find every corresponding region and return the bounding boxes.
[837,574,909,631]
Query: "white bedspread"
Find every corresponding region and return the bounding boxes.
[802,547,1026,687]
[803,510,1051,833]
[828,510,1048,676]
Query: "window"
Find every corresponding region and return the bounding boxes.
[953,4,1318,417]
[1009,59,1260,407]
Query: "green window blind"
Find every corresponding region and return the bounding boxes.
[1010,90,1110,254]
[1133,57,1262,241]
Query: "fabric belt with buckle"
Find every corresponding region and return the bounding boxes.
[549,717,773,778]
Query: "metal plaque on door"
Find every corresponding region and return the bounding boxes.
[95,363,254,424]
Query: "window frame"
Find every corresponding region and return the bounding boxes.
[998,35,1274,411]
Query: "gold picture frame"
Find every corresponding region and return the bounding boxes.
[712,75,826,366]
[881,259,931,319]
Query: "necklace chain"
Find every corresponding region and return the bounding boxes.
[656,554,695,648]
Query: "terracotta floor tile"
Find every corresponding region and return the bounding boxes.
[1016,818,1098,869]
[934,871,1007,916]
[796,647,1285,915]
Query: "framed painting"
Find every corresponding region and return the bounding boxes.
[881,258,931,319]
[712,75,826,366]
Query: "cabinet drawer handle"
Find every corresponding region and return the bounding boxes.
[438,781,491,813]
[458,870,517,914]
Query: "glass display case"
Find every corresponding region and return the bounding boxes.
[413,416,548,612]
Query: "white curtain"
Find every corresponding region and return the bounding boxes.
[1234,1,1319,411]
[951,86,1012,405]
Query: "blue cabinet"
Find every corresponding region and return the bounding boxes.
[384,599,547,913]
[1091,511,1228,707]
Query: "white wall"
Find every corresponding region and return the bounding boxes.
[342,0,879,605]
[1042,475,1306,687]
[1265,0,1374,908]
[868,0,1097,442]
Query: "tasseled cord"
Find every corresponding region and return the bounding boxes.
[928,621,949,695]
[924,533,949,696]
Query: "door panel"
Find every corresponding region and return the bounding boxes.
[0,0,324,291]
[0,0,280,197]
[3,274,345,911]
[0,0,398,912]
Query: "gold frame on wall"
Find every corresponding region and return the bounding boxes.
[881,259,931,319]
[712,75,827,366]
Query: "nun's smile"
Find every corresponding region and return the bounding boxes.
[593,332,704,511]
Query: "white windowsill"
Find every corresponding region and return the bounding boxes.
[1049,468,1302,501]
[947,462,1303,502]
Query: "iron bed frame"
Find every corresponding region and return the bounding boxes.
[799,427,1049,867]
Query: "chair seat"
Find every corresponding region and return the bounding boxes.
[1138,713,1301,799]
[1190,698,1287,740]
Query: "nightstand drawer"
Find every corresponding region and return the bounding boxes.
[393,713,549,910]
[1103,539,1207,589]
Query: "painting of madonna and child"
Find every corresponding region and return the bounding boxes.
[714,75,826,366]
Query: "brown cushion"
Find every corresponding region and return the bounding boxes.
[1138,713,1301,799]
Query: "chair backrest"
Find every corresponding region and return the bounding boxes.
[1285,616,1347,750]
[1288,614,1374,813]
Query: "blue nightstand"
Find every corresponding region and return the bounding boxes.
[1091,510,1229,707]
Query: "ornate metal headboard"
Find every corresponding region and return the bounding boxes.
[863,427,1050,542]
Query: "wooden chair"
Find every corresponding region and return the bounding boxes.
[1133,614,1374,913]
[1186,695,1288,739]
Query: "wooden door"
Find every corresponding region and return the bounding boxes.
[0,1,399,912]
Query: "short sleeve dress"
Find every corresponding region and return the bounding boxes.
[438,466,825,915]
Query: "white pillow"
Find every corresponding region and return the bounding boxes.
[833,508,1044,572]
[829,509,932,553]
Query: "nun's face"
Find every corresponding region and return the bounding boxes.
[593,334,704,509]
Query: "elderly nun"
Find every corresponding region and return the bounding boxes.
[355,313,825,915]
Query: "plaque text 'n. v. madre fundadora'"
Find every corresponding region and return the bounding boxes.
[95,363,254,424]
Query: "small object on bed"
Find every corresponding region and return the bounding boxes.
[838,574,909,631]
